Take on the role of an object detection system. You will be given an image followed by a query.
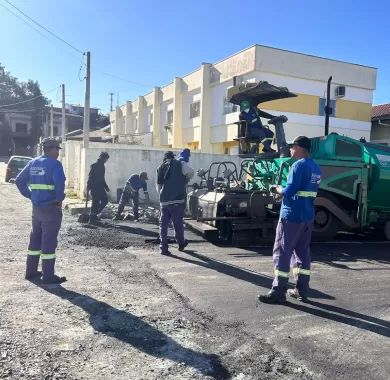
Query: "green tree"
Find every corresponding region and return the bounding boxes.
[0,63,49,153]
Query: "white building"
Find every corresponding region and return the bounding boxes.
[110,44,377,154]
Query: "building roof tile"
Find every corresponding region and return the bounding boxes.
[372,103,390,119]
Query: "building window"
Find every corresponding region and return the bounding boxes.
[190,101,200,119]
[53,127,59,136]
[318,98,336,117]
[148,112,153,126]
[15,123,28,134]
[167,110,173,125]
[223,97,239,115]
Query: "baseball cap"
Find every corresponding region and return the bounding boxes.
[287,136,311,151]
[41,137,61,149]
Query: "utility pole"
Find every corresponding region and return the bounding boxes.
[83,51,91,148]
[61,84,66,144]
[50,104,54,137]
[109,92,114,112]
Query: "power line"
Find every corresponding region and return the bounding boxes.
[4,0,84,54]
[0,107,48,113]
[0,86,59,108]
[0,2,51,42]
[97,70,153,87]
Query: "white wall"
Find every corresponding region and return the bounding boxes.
[64,142,242,203]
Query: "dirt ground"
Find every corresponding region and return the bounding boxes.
[0,182,313,380]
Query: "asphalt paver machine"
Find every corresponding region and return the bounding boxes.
[186,79,390,244]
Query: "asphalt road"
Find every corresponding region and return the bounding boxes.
[134,222,390,379]
[1,174,389,379]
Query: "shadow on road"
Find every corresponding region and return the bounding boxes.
[285,299,390,338]
[168,251,390,338]
[170,250,334,300]
[312,244,390,270]
[40,285,230,379]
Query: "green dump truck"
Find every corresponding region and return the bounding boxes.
[186,80,390,243]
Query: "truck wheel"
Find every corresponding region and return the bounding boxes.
[312,207,339,241]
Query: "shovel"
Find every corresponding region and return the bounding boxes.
[78,191,90,223]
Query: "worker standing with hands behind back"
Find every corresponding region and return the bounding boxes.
[259,136,321,304]
[156,150,194,255]
[16,138,66,284]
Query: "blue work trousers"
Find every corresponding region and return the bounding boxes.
[159,203,185,253]
[272,219,313,297]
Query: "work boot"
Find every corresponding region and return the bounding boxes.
[258,291,286,304]
[25,271,42,281]
[41,257,63,284]
[25,255,41,280]
[112,213,122,221]
[287,288,307,302]
[160,250,171,256]
[41,274,67,285]
[178,240,188,252]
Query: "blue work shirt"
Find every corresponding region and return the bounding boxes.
[16,155,66,208]
[239,107,263,129]
[280,158,321,223]
[125,174,147,193]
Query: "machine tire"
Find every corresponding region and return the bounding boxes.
[217,221,233,245]
[385,221,390,241]
[312,192,341,241]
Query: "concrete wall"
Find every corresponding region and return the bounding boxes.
[64,142,241,204]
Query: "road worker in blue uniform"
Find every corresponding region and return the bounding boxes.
[87,152,110,223]
[239,100,275,152]
[113,171,149,220]
[259,136,321,303]
[16,138,66,284]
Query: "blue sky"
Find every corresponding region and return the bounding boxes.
[1,0,389,114]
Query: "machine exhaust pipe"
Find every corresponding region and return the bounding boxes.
[324,76,332,136]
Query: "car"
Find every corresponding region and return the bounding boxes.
[5,156,33,183]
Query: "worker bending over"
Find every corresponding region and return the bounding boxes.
[113,171,149,220]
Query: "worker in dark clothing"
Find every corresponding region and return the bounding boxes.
[87,152,110,223]
[259,136,321,304]
[239,100,275,152]
[16,138,66,284]
[113,171,149,220]
[156,151,194,255]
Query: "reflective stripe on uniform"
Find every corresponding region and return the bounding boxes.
[296,191,317,197]
[28,250,41,256]
[30,184,55,190]
[261,137,273,143]
[41,253,56,260]
[293,267,311,276]
[275,269,289,278]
